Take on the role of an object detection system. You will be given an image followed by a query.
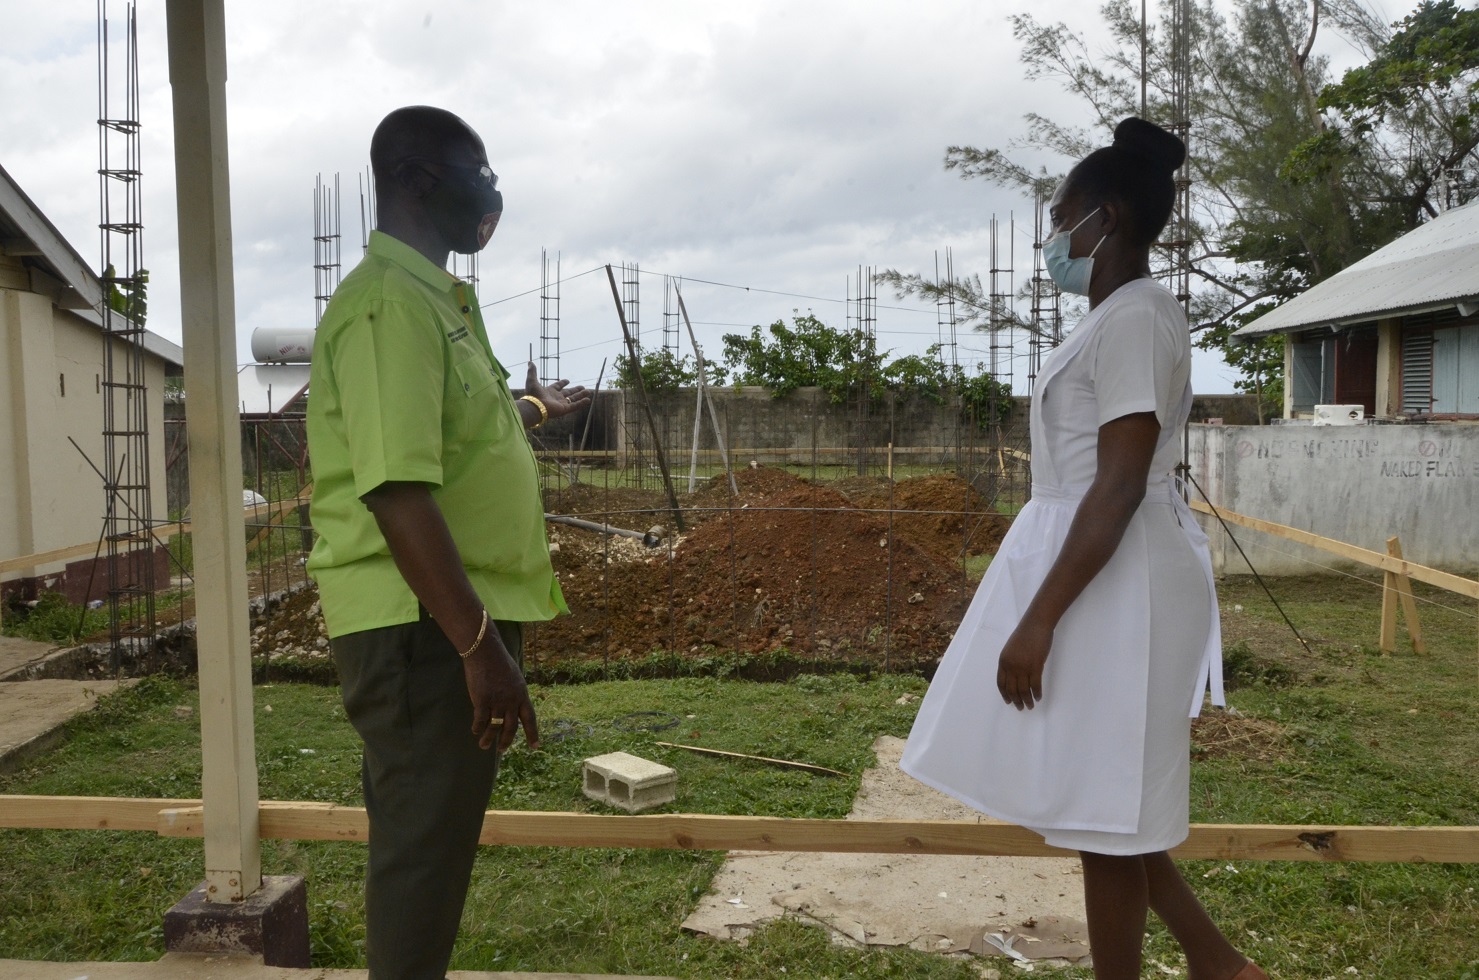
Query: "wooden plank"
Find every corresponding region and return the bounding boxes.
[0,494,310,575]
[246,482,313,550]
[0,795,199,832]
[143,801,1479,863]
[1187,499,1479,600]
[167,0,262,904]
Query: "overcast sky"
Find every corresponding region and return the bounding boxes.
[0,0,1386,395]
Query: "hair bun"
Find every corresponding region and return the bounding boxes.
[1113,117,1185,173]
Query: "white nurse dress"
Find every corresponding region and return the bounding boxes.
[899,277,1225,854]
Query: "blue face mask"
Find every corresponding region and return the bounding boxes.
[1042,207,1105,296]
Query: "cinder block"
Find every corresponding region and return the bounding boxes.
[583,750,677,812]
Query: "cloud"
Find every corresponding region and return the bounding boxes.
[3,0,1250,393]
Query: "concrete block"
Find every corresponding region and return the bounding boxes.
[583,751,677,812]
[163,875,309,967]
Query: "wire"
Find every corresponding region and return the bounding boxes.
[479,264,605,309]
[1182,469,1315,655]
[634,265,938,317]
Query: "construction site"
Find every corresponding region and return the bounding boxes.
[2,1,1478,979]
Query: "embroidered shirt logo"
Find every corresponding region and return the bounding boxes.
[446,325,470,344]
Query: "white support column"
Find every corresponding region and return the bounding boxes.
[166,0,261,903]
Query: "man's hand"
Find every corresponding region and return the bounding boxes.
[525,362,591,421]
[463,635,539,752]
[997,617,1053,710]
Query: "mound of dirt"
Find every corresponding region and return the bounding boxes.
[837,473,1010,560]
[534,469,970,664]
[255,467,1000,670]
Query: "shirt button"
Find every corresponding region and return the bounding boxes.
[464,383,471,392]
[461,306,470,313]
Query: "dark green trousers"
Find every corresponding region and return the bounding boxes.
[331,614,522,980]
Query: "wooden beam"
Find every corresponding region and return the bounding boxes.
[138,801,1479,863]
[1187,499,1479,600]
[0,495,310,576]
[0,795,199,832]
[166,0,262,904]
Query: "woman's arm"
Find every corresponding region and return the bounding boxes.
[996,411,1161,710]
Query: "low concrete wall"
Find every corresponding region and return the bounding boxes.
[532,387,1260,466]
[1187,423,1479,577]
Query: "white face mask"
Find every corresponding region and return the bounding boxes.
[1042,207,1106,296]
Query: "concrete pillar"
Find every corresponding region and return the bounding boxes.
[164,875,310,967]
[166,0,262,904]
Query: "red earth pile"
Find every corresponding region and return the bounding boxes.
[832,473,1009,562]
[251,467,1006,668]
[531,466,976,665]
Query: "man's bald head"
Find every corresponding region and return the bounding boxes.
[370,106,483,187]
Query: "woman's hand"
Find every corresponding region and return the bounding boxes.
[997,617,1054,710]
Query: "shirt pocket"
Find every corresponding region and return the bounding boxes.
[452,350,498,397]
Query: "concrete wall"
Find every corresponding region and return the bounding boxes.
[1187,422,1479,576]
[1,265,171,600]
[526,386,1262,466]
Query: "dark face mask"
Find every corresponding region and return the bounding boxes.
[422,168,503,255]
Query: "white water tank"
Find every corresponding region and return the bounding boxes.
[250,327,315,363]
[1312,404,1365,426]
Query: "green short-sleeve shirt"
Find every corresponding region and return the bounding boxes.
[306,231,567,638]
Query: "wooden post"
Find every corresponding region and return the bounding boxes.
[1379,536,1426,655]
[166,0,262,902]
[605,265,684,532]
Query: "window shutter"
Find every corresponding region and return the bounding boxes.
[1401,331,1433,414]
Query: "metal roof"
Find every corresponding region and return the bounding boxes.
[236,363,310,416]
[1234,200,1479,338]
[0,162,183,368]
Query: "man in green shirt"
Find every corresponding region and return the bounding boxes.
[307,105,588,980]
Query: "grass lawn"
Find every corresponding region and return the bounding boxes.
[1,574,1477,978]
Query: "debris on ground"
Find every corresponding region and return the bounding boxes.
[251,467,1011,667]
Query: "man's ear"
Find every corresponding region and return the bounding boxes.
[393,161,437,197]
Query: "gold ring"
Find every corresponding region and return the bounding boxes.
[488,718,504,727]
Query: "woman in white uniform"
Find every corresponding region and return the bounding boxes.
[901,118,1267,980]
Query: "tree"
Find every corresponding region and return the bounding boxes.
[717,315,1014,424]
[613,346,707,394]
[720,313,886,403]
[879,0,1479,414]
[1285,0,1479,224]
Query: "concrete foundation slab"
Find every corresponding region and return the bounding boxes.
[0,635,57,679]
[0,678,135,772]
[163,876,310,967]
[0,953,677,979]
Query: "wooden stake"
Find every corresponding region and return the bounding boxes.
[1380,536,1426,655]
[653,741,846,777]
[605,265,684,532]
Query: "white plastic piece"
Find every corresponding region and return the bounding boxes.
[582,751,677,813]
[1312,404,1365,426]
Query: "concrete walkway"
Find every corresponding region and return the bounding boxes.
[0,954,675,979]
[0,636,135,773]
[0,635,56,678]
